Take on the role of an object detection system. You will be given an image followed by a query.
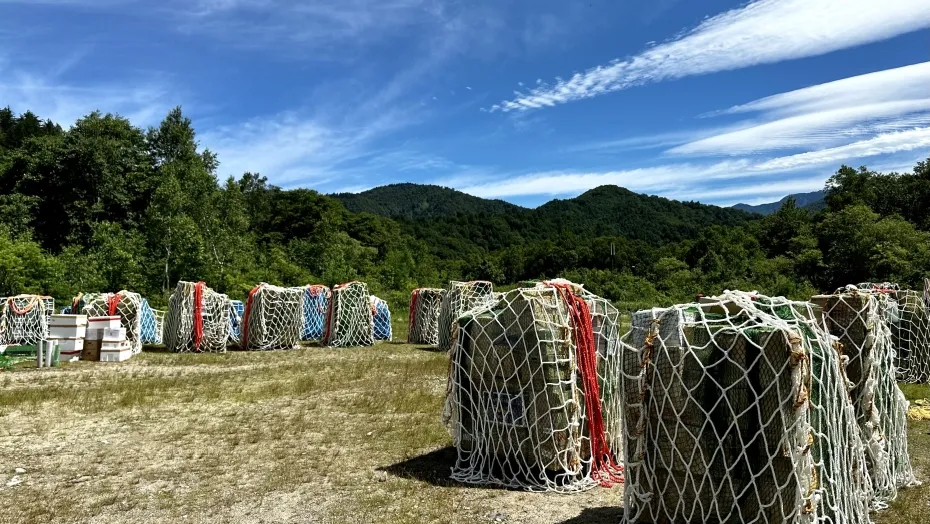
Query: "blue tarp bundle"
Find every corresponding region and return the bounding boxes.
[229,300,244,340]
[302,286,330,340]
[371,296,392,341]
[140,299,160,344]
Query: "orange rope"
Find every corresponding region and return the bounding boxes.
[106,292,121,316]
[551,282,624,486]
[192,282,206,351]
[407,289,420,343]
[240,284,262,349]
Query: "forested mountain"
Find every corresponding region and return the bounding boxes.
[733,190,826,215]
[332,183,522,219]
[1,105,929,312]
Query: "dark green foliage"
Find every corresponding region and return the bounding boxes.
[733,190,826,215]
[0,105,927,311]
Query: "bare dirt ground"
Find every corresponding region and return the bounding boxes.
[1,345,927,524]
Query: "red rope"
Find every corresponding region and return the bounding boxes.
[192,281,206,352]
[407,289,420,343]
[551,283,624,486]
[107,292,121,316]
[240,284,261,350]
[8,296,39,315]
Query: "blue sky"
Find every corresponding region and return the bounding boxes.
[1,0,929,207]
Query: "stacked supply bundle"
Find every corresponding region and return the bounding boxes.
[84,316,132,362]
[370,295,392,341]
[442,279,624,492]
[437,281,495,350]
[322,281,373,348]
[164,281,233,353]
[81,291,146,354]
[228,300,244,344]
[241,283,304,350]
[139,299,166,345]
[620,291,872,524]
[302,285,331,341]
[0,295,54,346]
[812,286,918,507]
[48,314,88,362]
[407,288,444,345]
[859,281,930,383]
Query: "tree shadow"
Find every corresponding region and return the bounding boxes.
[556,506,624,524]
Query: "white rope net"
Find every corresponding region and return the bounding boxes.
[442,279,624,492]
[620,290,873,524]
[302,285,330,341]
[322,281,373,348]
[813,287,919,509]
[0,295,54,346]
[437,281,495,350]
[82,291,145,354]
[370,295,392,341]
[408,288,444,345]
[164,281,232,353]
[242,283,304,351]
[858,282,930,383]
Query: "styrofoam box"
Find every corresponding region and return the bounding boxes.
[56,338,84,352]
[101,327,127,342]
[99,349,133,362]
[101,340,130,351]
[87,316,121,330]
[49,315,88,339]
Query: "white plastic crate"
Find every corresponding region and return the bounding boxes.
[49,314,88,339]
[99,348,133,362]
[102,327,127,342]
[56,338,84,361]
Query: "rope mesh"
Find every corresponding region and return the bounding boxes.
[242,283,304,350]
[322,281,373,348]
[370,295,392,341]
[81,291,145,353]
[621,290,873,524]
[302,285,331,341]
[140,299,166,345]
[0,295,54,346]
[813,286,919,510]
[442,279,624,492]
[164,281,232,353]
[408,288,444,345]
[858,282,930,383]
[437,281,495,350]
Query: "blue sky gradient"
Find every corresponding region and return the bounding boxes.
[1,0,928,207]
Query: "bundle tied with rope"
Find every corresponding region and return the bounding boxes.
[442,279,623,492]
[620,290,873,524]
[164,281,232,353]
[408,288,445,345]
[322,281,374,348]
[81,290,145,354]
[0,294,54,346]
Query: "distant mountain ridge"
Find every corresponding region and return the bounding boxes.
[332,183,522,219]
[331,183,756,247]
[732,190,826,215]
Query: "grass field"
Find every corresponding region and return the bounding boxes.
[1,339,928,524]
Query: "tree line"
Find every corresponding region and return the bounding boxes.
[1,105,928,311]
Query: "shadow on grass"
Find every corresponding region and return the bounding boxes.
[556,507,625,524]
[379,446,460,487]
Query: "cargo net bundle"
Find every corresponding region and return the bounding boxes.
[370,295,392,341]
[302,285,330,341]
[0,295,54,346]
[442,279,624,492]
[437,281,495,350]
[858,281,930,383]
[81,291,145,354]
[322,281,373,347]
[140,299,166,345]
[164,281,233,353]
[620,290,873,524]
[241,283,305,351]
[813,287,919,508]
[229,300,244,344]
[408,288,445,345]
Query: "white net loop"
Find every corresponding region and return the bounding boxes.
[408,288,444,345]
[164,281,232,353]
[302,285,331,341]
[81,291,145,354]
[0,295,54,346]
[442,280,624,492]
[370,295,392,341]
[438,281,495,350]
[813,286,919,510]
[323,281,373,348]
[242,283,304,351]
[621,290,873,524]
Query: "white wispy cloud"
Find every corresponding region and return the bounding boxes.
[491,0,930,112]
[750,127,930,171]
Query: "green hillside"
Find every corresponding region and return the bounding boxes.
[733,190,826,215]
[332,183,522,219]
